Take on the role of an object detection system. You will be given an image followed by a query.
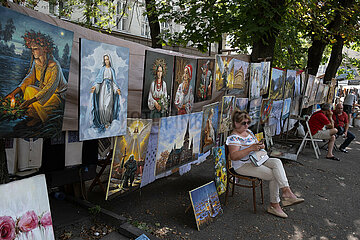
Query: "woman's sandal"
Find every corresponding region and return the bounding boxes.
[326,156,340,161]
[282,197,305,207]
[267,206,288,218]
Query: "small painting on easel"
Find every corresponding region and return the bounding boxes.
[189,181,223,231]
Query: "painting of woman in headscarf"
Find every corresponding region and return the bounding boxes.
[79,38,129,141]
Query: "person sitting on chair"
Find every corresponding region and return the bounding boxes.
[308,103,339,161]
[226,110,304,219]
[332,103,355,153]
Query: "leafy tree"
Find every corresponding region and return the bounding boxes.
[61,43,70,68]
[3,18,16,42]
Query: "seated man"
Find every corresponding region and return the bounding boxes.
[332,103,355,153]
[308,103,339,161]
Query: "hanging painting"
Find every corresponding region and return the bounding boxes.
[219,96,235,133]
[294,71,301,97]
[106,119,152,199]
[260,98,273,124]
[308,77,320,106]
[249,63,262,100]
[200,102,219,153]
[260,61,271,95]
[283,70,296,99]
[141,50,174,119]
[281,98,292,121]
[215,55,235,91]
[322,85,330,104]
[172,57,197,115]
[155,112,202,176]
[302,74,315,108]
[189,181,223,231]
[79,38,129,141]
[0,175,55,239]
[212,146,227,195]
[235,98,248,111]
[232,59,249,95]
[0,6,74,138]
[249,97,262,127]
[268,68,285,100]
[195,58,214,102]
[315,82,324,104]
[269,100,283,136]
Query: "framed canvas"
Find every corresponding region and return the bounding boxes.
[189,181,223,231]
[235,98,248,111]
[283,70,296,99]
[172,57,197,115]
[79,38,129,141]
[215,55,235,91]
[249,97,262,127]
[219,96,235,133]
[232,59,249,95]
[141,50,174,119]
[302,74,315,108]
[212,146,227,195]
[260,61,271,95]
[308,77,320,106]
[200,102,219,153]
[0,6,73,138]
[0,175,54,239]
[249,63,262,100]
[268,68,285,100]
[269,100,283,136]
[322,85,330,104]
[294,71,301,97]
[260,98,273,124]
[281,98,292,120]
[195,59,215,102]
[106,119,152,200]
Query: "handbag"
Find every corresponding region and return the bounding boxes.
[249,149,269,167]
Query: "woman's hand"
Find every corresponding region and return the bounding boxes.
[249,143,262,151]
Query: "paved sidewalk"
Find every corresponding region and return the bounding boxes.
[52,127,360,239]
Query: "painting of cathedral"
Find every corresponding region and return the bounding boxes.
[232,59,249,96]
[215,55,235,91]
[195,59,215,102]
[79,38,129,141]
[268,68,285,100]
[0,6,74,138]
[200,102,219,153]
[141,50,174,119]
[189,181,223,231]
[106,119,152,200]
[155,113,202,176]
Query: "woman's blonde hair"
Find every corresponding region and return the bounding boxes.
[232,110,251,128]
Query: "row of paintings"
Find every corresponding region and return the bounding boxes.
[302,75,330,109]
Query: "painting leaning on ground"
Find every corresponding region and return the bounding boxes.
[0,6,74,138]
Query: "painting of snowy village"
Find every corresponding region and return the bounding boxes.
[189,181,223,231]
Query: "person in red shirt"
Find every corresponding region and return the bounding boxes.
[332,103,355,153]
[308,103,339,161]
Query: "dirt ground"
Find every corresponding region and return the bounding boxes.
[58,127,360,240]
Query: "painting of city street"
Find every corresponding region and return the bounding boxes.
[212,146,227,195]
[189,181,223,231]
[0,6,73,138]
[79,38,129,141]
[106,119,152,199]
[249,97,262,127]
[268,68,285,100]
[200,102,219,153]
[155,112,202,176]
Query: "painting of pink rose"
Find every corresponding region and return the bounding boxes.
[40,212,52,228]
[18,211,38,233]
[0,216,15,240]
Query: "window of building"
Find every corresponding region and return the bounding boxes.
[116,0,128,31]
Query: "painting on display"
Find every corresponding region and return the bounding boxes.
[294,71,301,97]
[269,100,283,136]
[0,175,55,239]
[322,85,330,103]
[141,50,174,119]
[302,74,315,108]
[308,77,320,106]
[268,68,285,100]
[155,112,202,176]
[79,38,129,141]
[189,181,223,231]
[215,55,235,91]
[249,97,262,127]
[195,59,214,102]
[281,98,292,120]
[0,6,74,138]
[172,57,197,115]
[235,98,248,111]
[249,63,262,100]
[200,102,219,153]
[315,82,325,104]
[219,96,235,133]
[232,59,249,94]
[300,71,306,94]
[260,98,273,124]
[283,70,296,99]
[212,146,227,195]
[260,61,271,95]
[106,119,152,199]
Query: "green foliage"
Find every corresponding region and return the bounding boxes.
[88,205,101,216]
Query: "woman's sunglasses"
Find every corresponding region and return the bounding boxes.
[238,121,251,126]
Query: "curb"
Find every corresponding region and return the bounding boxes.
[65,195,160,240]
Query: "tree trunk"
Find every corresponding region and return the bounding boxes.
[145,0,162,49]
[0,140,9,184]
[324,36,344,83]
[307,38,327,76]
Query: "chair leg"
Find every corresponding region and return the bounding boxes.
[252,181,256,213]
[260,180,264,204]
[231,177,235,196]
[225,176,230,206]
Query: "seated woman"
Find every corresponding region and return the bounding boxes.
[226,110,304,218]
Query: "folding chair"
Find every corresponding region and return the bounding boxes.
[294,115,322,159]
